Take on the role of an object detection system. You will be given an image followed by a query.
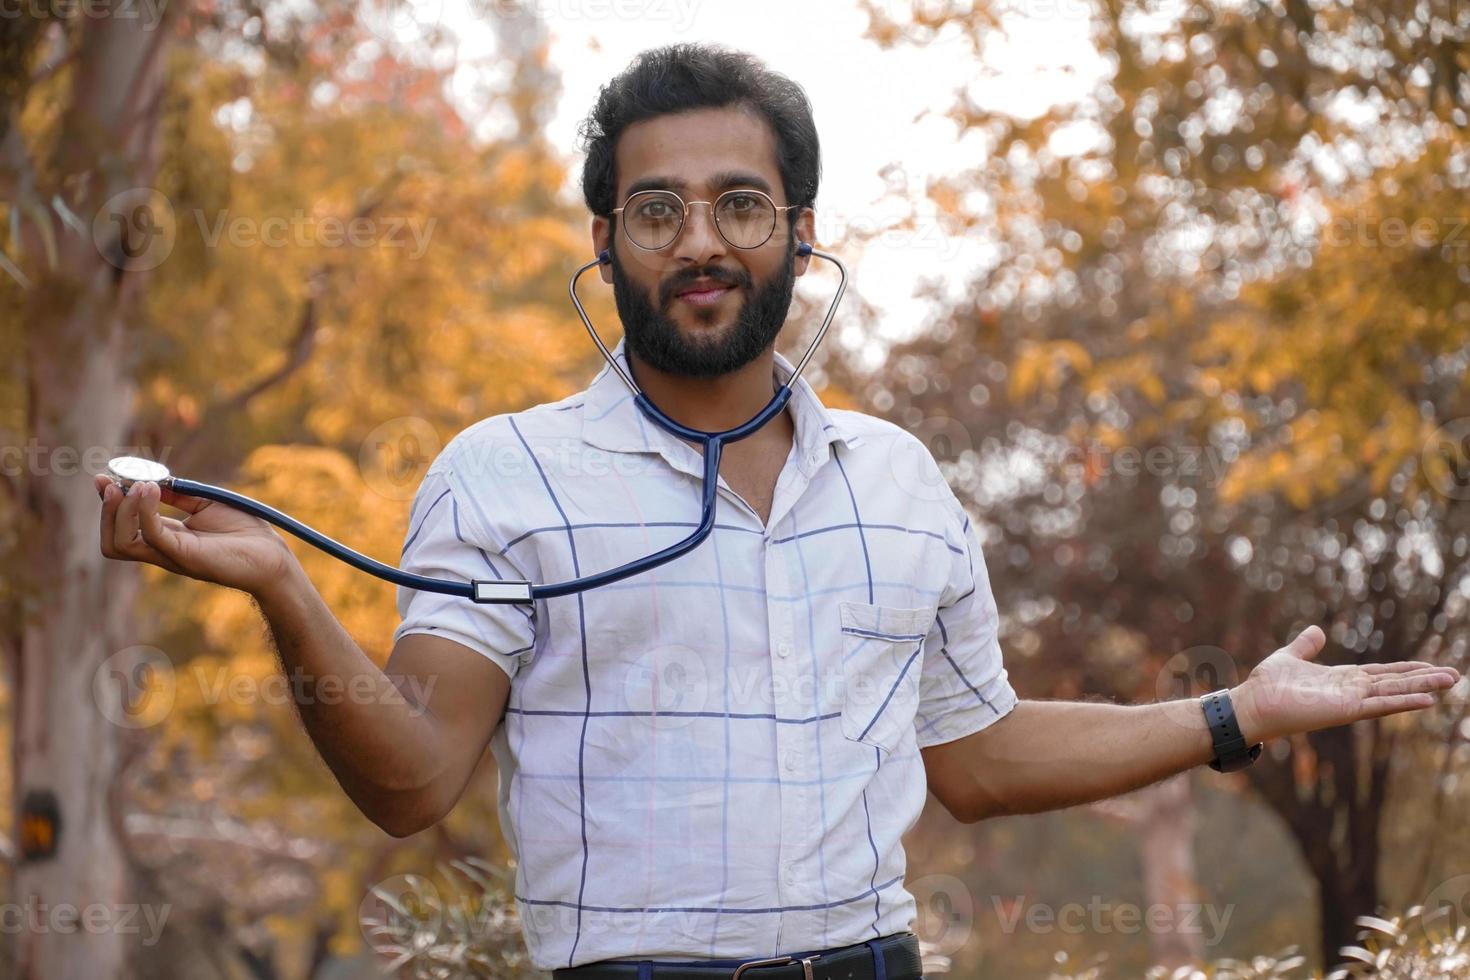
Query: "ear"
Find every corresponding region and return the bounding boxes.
[591,215,613,284]
[793,206,816,278]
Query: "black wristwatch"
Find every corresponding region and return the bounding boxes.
[1201,688,1263,773]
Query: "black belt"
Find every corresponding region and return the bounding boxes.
[552,932,922,980]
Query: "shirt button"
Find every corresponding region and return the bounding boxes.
[783,751,797,773]
[784,866,798,887]
[777,642,792,659]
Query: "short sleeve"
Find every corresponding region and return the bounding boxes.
[914,491,1019,749]
[392,463,538,681]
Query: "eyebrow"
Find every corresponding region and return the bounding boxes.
[622,170,776,200]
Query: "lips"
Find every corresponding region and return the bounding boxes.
[677,285,735,306]
[670,276,740,308]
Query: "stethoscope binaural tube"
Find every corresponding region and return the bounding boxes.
[106,241,847,605]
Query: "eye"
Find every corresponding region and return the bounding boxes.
[635,198,677,220]
[724,192,760,212]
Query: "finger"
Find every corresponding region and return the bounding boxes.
[99,481,121,557]
[1365,664,1460,680]
[112,480,145,554]
[1361,661,1442,675]
[1361,661,1460,679]
[1286,625,1326,661]
[137,483,185,562]
[101,480,141,558]
[1358,692,1437,717]
[109,482,180,570]
[1370,671,1460,697]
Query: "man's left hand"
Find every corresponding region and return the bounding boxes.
[1231,625,1461,744]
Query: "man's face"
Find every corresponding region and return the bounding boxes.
[592,106,816,379]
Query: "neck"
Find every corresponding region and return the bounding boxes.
[624,346,785,436]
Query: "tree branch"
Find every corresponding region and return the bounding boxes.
[166,168,409,472]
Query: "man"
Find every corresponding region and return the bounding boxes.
[97,43,1459,980]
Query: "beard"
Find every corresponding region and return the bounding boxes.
[610,237,797,379]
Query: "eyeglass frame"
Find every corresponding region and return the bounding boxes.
[609,187,805,252]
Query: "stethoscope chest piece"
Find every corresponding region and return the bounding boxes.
[107,456,172,490]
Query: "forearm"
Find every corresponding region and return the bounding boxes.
[925,624,1460,823]
[250,559,451,832]
[939,697,1221,820]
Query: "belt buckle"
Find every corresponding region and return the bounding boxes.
[729,954,817,980]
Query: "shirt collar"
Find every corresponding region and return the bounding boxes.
[580,337,863,473]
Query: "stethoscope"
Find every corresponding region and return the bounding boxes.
[106,242,848,605]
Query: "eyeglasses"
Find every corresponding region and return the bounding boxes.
[611,188,802,251]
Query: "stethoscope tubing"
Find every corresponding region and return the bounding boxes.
[129,243,846,606]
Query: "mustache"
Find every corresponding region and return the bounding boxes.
[658,266,751,307]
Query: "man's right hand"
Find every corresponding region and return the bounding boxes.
[95,473,295,597]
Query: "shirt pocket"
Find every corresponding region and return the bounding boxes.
[838,600,933,755]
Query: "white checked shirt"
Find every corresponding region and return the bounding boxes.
[394,337,1018,971]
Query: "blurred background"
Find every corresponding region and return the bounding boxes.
[1,0,1468,977]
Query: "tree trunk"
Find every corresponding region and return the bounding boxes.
[1089,774,1204,968]
[1135,775,1203,968]
[13,292,145,978]
[1250,721,1388,965]
[7,9,172,978]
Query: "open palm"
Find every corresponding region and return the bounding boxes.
[1234,625,1461,744]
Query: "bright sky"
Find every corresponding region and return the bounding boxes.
[418,0,1106,354]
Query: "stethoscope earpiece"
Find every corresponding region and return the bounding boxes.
[598,249,611,265]
[796,242,813,256]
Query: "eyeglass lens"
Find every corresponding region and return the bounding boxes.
[623,191,777,250]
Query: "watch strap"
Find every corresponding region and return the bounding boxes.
[1201,688,1263,773]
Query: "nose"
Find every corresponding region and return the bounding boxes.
[672,201,728,267]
